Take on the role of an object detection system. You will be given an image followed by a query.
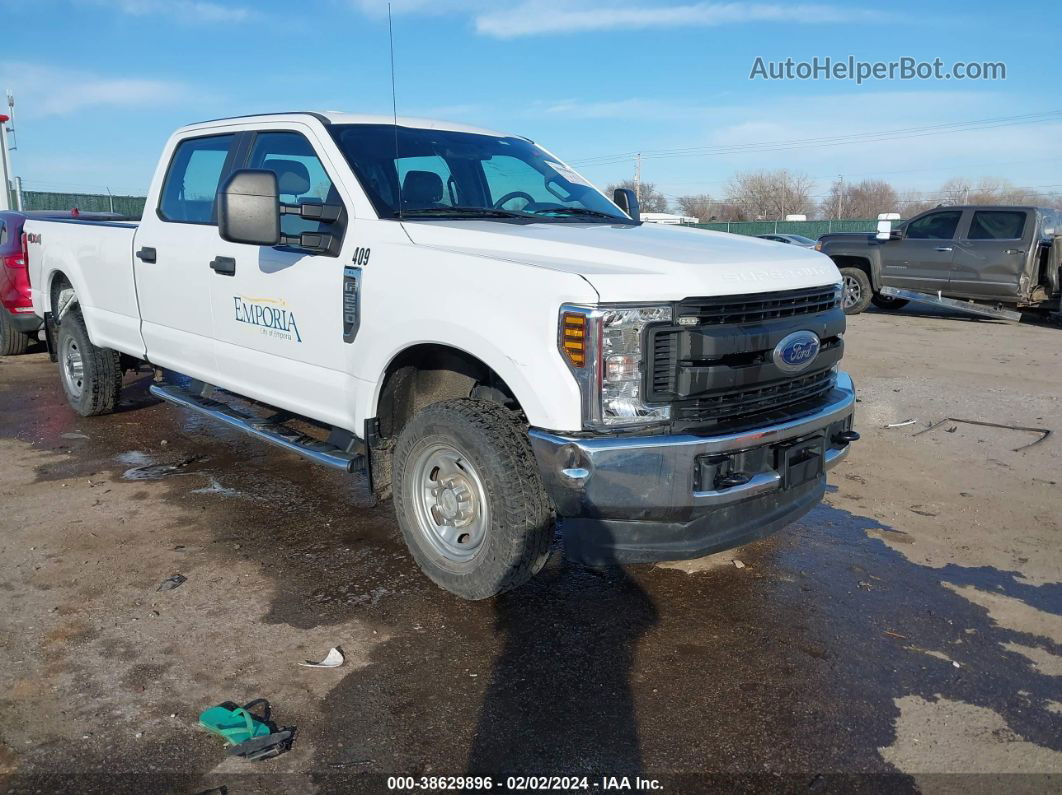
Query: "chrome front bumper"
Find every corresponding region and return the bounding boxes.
[528,372,857,563]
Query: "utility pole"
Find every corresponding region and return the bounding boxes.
[0,113,11,211]
[14,176,23,211]
[836,174,844,219]
[634,152,641,204]
[0,92,16,212]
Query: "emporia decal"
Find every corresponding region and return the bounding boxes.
[233,296,302,343]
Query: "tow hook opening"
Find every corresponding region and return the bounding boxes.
[833,429,860,446]
[559,443,591,487]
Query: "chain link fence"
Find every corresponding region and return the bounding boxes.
[11,189,885,237]
[17,190,146,217]
[693,218,883,237]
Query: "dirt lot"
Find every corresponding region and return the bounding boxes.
[0,306,1059,793]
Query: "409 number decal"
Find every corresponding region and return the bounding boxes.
[353,247,371,266]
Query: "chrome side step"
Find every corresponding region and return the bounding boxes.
[149,383,362,473]
[879,286,1022,323]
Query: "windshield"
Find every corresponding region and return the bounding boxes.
[787,235,816,245]
[328,124,632,223]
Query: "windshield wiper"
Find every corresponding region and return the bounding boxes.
[530,207,628,221]
[399,206,531,219]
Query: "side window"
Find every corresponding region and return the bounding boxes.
[396,155,456,209]
[968,211,1026,240]
[247,132,339,239]
[158,134,235,223]
[0,221,7,247]
[906,210,962,240]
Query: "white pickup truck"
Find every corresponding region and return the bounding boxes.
[26,112,857,599]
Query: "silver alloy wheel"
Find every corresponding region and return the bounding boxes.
[60,334,85,400]
[842,273,862,309]
[409,441,490,563]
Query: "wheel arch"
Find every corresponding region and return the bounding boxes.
[373,342,523,442]
[828,254,879,288]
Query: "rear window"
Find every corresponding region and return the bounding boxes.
[968,210,1026,240]
[158,134,236,224]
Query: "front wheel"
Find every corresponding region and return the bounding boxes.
[392,399,553,599]
[56,310,123,416]
[839,267,872,315]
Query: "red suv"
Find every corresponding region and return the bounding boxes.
[1,210,127,355]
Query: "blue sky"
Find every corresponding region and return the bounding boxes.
[2,0,1059,207]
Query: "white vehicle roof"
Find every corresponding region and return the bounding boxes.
[179,111,511,139]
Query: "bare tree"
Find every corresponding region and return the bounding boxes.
[896,189,937,216]
[605,179,669,214]
[820,178,898,219]
[724,169,815,220]
[675,193,715,221]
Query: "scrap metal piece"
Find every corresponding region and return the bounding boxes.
[879,286,1022,323]
[915,417,1052,452]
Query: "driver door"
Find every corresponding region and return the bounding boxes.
[880,209,962,293]
[208,129,353,428]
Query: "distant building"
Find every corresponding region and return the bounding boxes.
[641,212,699,225]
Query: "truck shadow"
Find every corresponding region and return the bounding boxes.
[464,537,657,779]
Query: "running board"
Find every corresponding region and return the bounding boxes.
[879,286,1022,323]
[149,383,363,473]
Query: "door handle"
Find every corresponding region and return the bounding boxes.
[1005,249,1025,255]
[136,247,156,263]
[209,256,236,276]
[935,246,953,252]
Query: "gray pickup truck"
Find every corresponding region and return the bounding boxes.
[819,206,1062,316]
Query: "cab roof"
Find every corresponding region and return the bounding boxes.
[180,111,510,139]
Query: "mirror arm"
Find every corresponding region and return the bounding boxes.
[280,202,343,223]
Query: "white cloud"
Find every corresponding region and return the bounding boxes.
[353,1,887,37]
[0,62,198,118]
[549,91,1062,196]
[476,2,886,38]
[92,0,254,23]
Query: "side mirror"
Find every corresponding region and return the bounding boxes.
[218,169,280,246]
[876,212,901,241]
[613,188,640,223]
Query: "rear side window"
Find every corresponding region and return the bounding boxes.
[0,221,6,247]
[906,210,962,240]
[158,134,236,223]
[968,210,1026,240]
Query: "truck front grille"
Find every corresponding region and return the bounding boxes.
[646,286,845,433]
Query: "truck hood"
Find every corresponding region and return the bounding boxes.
[401,220,841,302]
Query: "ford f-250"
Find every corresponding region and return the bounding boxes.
[819,205,1061,317]
[26,112,858,599]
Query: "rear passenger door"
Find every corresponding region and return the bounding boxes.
[880,210,962,292]
[950,209,1029,301]
[134,133,238,382]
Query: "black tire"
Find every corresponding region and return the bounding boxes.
[392,399,552,599]
[0,310,30,356]
[56,310,122,416]
[839,267,872,315]
[871,293,909,311]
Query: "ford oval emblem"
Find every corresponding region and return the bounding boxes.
[772,331,821,374]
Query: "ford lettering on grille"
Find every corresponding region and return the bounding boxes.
[773,331,821,374]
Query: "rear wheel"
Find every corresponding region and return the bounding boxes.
[871,293,909,311]
[839,267,872,315]
[57,310,122,416]
[392,399,552,599]
[0,310,30,356]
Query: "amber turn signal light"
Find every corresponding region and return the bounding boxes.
[560,311,588,367]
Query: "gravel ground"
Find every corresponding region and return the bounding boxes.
[0,304,1059,793]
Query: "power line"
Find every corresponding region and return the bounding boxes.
[569,110,1062,167]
